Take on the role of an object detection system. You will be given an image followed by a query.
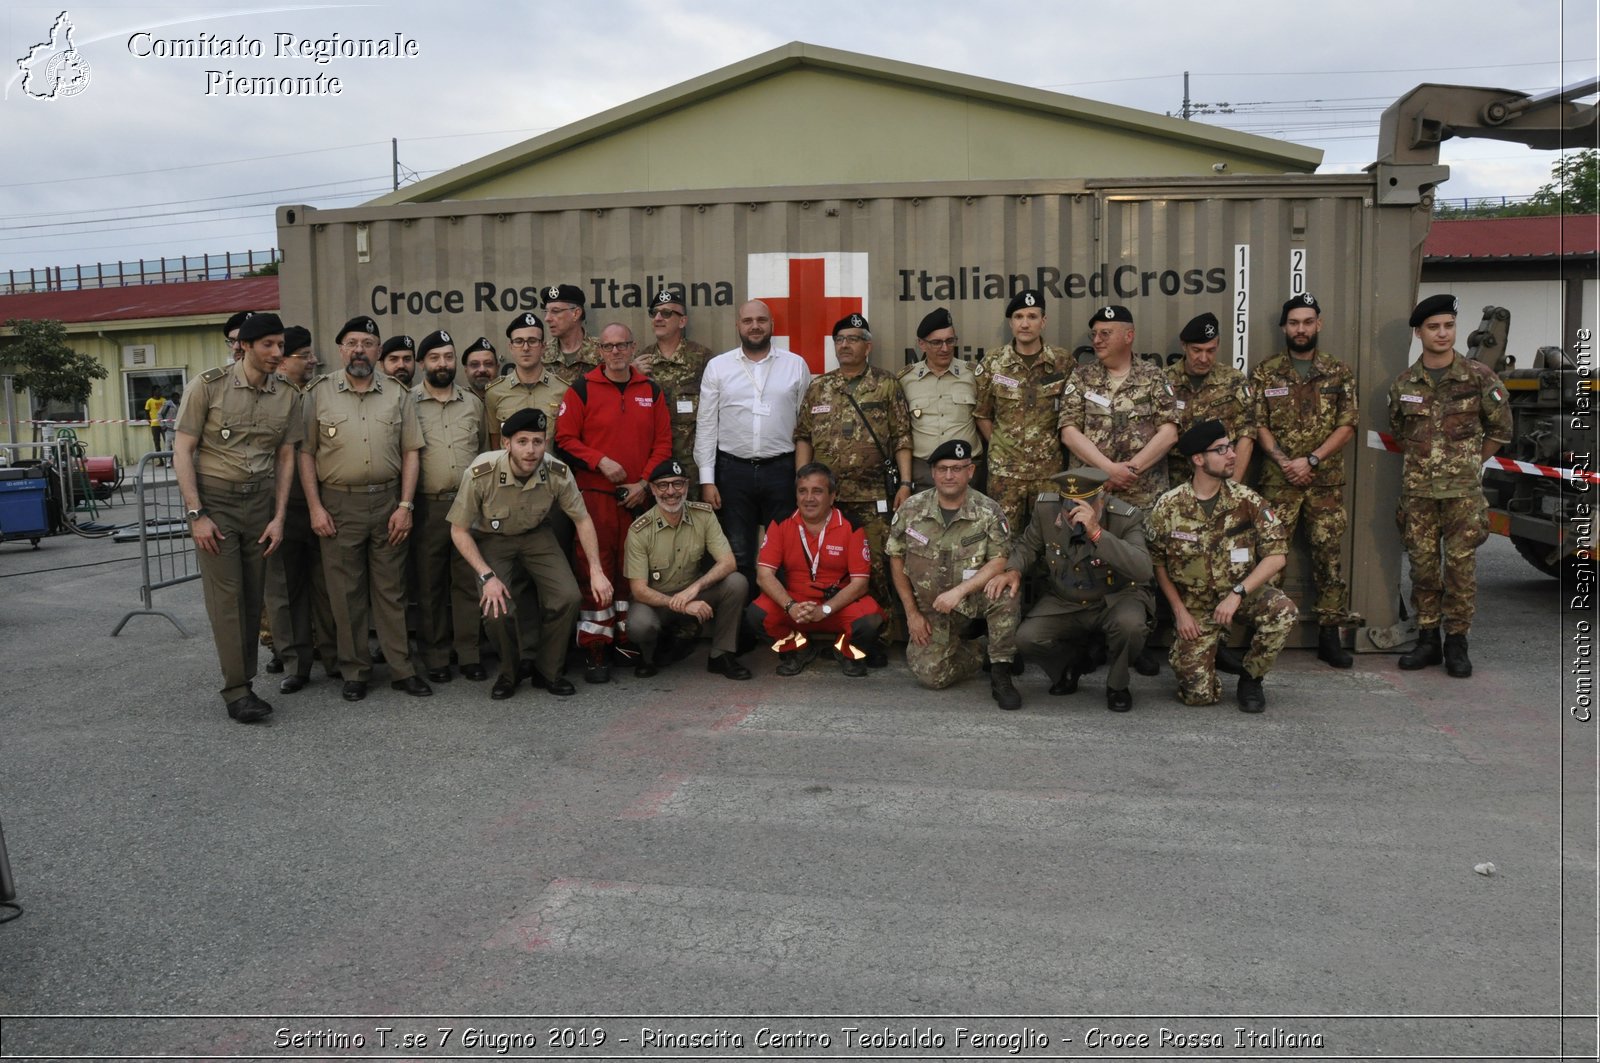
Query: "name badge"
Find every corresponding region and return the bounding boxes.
[1086,391,1111,408]
[753,401,772,416]
[1400,393,1424,404]
[992,373,1020,389]
[962,568,977,580]
[633,396,654,408]
[676,399,694,414]
[811,404,832,414]
[876,499,888,513]
[907,527,929,545]
[1174,400,1187,411]
[1230,547,1250,563]
[1171,530,1198,542]
[1264,387,1290,398]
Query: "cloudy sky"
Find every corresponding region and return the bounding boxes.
[1,0,1594,281]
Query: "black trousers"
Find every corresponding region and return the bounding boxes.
[714,450,795,598]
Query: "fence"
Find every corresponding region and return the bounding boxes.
[1,248,280,294]
[109,452,197,637]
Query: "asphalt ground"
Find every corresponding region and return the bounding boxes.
[0,483,1594,1061]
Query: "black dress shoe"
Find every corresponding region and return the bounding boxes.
[279,674,309,695]
[707,653,752,680]
[1106,687,1133,712]
[518,659,536,680]
[426,667,453,683]
[1049,672,1078,695]
[490,675,517,700]
[342,681,368,702]
[1133,646,1162,676]
[226,693,272,723]
[634,660,660,678]
[584,661,612,684]
[838,653,868,678]
[391,675,433,697]
[864,646,889,669]
[531,670,577,696]
[263,655,284,674]
[459,663,488,681]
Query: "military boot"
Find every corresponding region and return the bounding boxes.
[1442,633,1473,678]
[990,668,1022,711]
[1317,625,1353,669]
[1398,628,1442,670]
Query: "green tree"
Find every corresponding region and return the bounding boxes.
[1528,148,1599,214]
[1,317,108,418]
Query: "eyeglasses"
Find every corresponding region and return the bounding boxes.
[652,479,689,491]
[922,337,959,349]
[650,309,683,319]
[546,305,580,316]
[1204,443,1237,456]
[833,333,869,345]
[598,341,636,353]
[341,339,379,351]
[508,337,544,349]
[932,462,973,475]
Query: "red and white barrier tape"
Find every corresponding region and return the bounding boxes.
[1,418,155,427]
[1366,429,1600,485]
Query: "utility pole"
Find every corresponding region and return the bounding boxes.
[1181,71,1191,120]
[392,137,399,191]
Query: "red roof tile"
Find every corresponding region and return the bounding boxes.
[0,276,279,326]
[1425,214,1600,260]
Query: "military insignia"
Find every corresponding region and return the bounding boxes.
[1203,323,1217,338]
[325,426,336,437]
[220,428,231,440]
[955,442,967,458]
[491,519,501,530]
[1490,386,1506,403]
[1023,293,1036,307]
[912,408,923,418]
[849,313,865,328]
[546,286,560,300]
[651,571,662,582]
[1101,307,1114,319]
[1301,294,1316,306]
[499,472,508,485]
[439,330,451,343]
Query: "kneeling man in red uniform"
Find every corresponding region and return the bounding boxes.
[747,461,886,677]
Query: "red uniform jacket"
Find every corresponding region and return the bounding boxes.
[555,366,673,495]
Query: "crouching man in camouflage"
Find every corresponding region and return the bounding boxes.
[886,439,1022,710]
[1146,420,1298,713]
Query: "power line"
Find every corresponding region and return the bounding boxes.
[0,178,392,229]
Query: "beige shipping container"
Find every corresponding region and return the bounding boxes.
[278,172,1434,648]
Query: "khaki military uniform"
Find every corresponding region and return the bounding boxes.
[484,367,569,445]
[176,362,304,703]
[634,339,712,496]
[622,501,748,658]
[1058,358,1179,511]
[794,366,913,631]
[974,343,1070,532]
[1009,493,1155,691]
[301,372,424,684]
[1387,352,1512,634]
[1146,480,1298,705]
[1166,363,1254,483]
[1250,350,1359,624]
[412,383,486,671]
[447,451,589,683]
[264,374,336,681]
[885,487,1019,689]
[551,334,601,381]
[899,358,984,487]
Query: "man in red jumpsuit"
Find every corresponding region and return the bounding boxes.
[555,322,672,682]
[747,462,886,678]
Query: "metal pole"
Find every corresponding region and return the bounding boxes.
[393,137,400,191]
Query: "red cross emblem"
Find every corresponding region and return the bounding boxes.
[748,253,868,374]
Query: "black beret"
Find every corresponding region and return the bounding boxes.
[1006,290,1045,317]
[649,459,688,482]
[380,335,415,356]
[916,307,954,339]
[236,312,284,343]
[223,310,256,336]
[1093,304,1134,324]
[1279,293,1322,326]
[335,316,380,343]
[504,312,543,338]
[1179,312,1221,345]
[462,337,496,361]
[417,330,453,359]
[1178,418,1229,457]
[500,408,548,439]
[1410,293,1458,327]
[542,284,585,307]
[282,325,312,354]
[832,313,869,336]
[928,439,975,464]
[649,288,686,311]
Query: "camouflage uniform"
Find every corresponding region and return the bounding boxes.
[1058,357,1179,511]
[1250,350,1359,624]
[1146,480,1298,705]
[899,358,984,486]
[635,339,712,497]
[1009,491,1154,691]
[974,343,1071,531]
[1166,362,1254,483]
[551,334,601,381]
[1387,352,1512,634]
[794,366,913,631]
[885,487,1018,688]
[483,367,569,445]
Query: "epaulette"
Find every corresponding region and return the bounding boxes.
[306,371,332,389]
[1106,497,1138,517]
[483,375,509,394]
[630,512,653,532]
[1035,491,1061,504]
[897,362,918,379]
[200,365,228,383]
[547,459,570,479]
[687,500,714,511]
[470,458,496,478]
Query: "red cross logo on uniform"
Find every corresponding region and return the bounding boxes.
[747,252,869,374]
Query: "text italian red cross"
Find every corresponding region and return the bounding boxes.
[763,258,863,374]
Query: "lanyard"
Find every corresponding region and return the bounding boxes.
[797,511,833,584]
[736,353,773,406]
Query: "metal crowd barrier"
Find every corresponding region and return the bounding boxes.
[109,451,197,637]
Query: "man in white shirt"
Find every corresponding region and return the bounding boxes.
[695,299,812,594]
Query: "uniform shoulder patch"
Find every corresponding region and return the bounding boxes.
[470,459,495,478]
[686,500,715,512]
[1036,491,1061,504]
[200,365,228,383]
[630,513,652,532]
[547,460,570,478]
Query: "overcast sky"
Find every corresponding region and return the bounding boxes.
[2,0,1594,280]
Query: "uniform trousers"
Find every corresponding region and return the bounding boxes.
[574,488,636,652]
[1262,483,1353,625]
[1168,585,1298,705]
[319,484,417,683]
[1016,594,1149,691]
[479,525,582,683]
[1396,494,1488,634]
[413,491,481,669]
[195,476,274,702]
[629,572,749,659]
[907,595,1020,690]
[264,497,337,679]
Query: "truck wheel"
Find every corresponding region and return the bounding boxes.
[1511,535,1560,578]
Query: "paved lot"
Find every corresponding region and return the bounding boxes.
[0,486,1594,1060]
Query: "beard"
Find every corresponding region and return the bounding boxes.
[426,366,456,388]
[1287,334,1317,354]
[346,357,374,378]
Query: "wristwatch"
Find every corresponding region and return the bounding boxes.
[397,499,416,511]
[478,571,496,587]
[1231,582,1247,597]
[821,604,833,617]
[1306,453,1321,468]
[185,507,209,522]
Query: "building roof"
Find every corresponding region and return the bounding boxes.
[370,41,1322,206]
[1425,214,1600,260]
[0,276,279,330]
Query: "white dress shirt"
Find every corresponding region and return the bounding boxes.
[693,346,812,483]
